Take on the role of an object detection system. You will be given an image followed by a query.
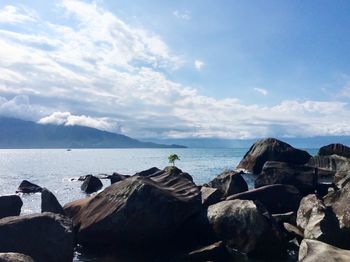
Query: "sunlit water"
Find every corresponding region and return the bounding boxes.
[0,148,318,261]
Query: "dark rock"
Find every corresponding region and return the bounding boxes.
[307,155,350,173]
[80,175,103,193]
[208,170,248,197]
[78,175,87,181]
[255,161,317,194]
[206,199,285,258]
[283,222,304,239]
[237,138,311,174]
[227,184,303,214]
[0,213,74,262]
[299,239,350,262]
[0,253,34,262]
[316,182,336,197]
[108,172,129,184]
[200,186,222,207]
[297,194,344,247]
[64,167,201,248]
[272,211,296,225]
[16,180,42,194]
[319,143,350,158]
[41,188,65,215]
[186,241,231,262]
[0,195,22,219]
[135,167,161,177]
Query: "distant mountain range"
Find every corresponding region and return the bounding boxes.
[0,117,185,149]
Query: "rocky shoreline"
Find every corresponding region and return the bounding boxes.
[1,138,350,261]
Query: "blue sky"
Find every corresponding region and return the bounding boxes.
[0,0,350,139]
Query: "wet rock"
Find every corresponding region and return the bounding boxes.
[206,199,285,258]
[64,167,201,248]
[186,241,232,262]
[208,170,248,197]
[80,175,103,193]
[255,161,317,194]
[237,138,311,174]
[16,180,42,194]
[41,188,65,215]
[227,184,303,214]
[0,195,22,219]
[319,143,350,158]
[200,186,222,207]
[0,253,34,262]
[0,213,74,262]
[299,239,350,262]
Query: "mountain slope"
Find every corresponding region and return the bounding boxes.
[0,117,185,149]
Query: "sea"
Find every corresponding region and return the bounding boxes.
[0,147,318,261]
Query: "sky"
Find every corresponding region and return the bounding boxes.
[0,0,350,139]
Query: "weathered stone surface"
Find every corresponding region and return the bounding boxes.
[41,188,65,215]
[206,199,285,258]
[307,155,350,173]
[208,171,248,197]
[186,241,231,262]
[333,171,350,188]
[236,138,311,174]
[0,213,74,262]
[80,175,103,193]
[0,195,22,219]
[255,161,317,194]
[318,143,350,158]
[200,186,222,207]
[16,180,42,194]
[64,167,201,247]
[297,194,343,247]
[299,239,350,262]
[0,253,34,262]
[108,172,129,184]
[227,184,303,214]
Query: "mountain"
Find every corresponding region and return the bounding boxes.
[0,117,186,149]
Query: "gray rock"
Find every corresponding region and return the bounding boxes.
[186,241,231,262]
[208,170,248,197]
[0,195,22,219]
[200,186,222,207]
[0,213,74,262]
[0,253,34,262]
[41,188,65,215]
[307,155,350,173]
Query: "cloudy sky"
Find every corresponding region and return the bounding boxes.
[0,0,350,139]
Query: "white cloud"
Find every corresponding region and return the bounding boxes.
[0,1,350,139]
[173,10,191,20]
[0,5,37,24]
[194,60,205,71]
[254,87,268,96]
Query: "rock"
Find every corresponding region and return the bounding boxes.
[333,171,350,188]
[299,239,350,262]
[0,195,22,219]
[135,167,161,177]
[108,172,129,184]
[272,211,296,225]
[41,188,65,215]
[255,161,317,194]
[297,194,343,247]
[186,241,231,262]
[307,155,350,173]
[227,184,303,214]
[208,170,248,197]
[0,213,74,262]
[319,143,350,158]
[80,175,103,193]
[206,199,285,258]
[200,186,222,207]
[283,222,304,239]
[16,180,42,194]
[64,167,201,248]
[0,253,34,262]
[237,138,311,174]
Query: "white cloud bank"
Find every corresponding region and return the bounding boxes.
[0,1,350,139]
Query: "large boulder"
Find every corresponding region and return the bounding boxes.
[297,194,344,247]
[208,171,248,197]
[108,172,129,185]
[41,188,65,215]
[227,184,303,214]
[16,180,42,194]
[80,175,103,193]
[0,213,74,262]
[299,239,350,262]
[0,195,22,219]
[237,138,311,174]
[307,155,350,173]
[206,199,285,258]
[200,186,223,207]
[64,167,201,248]
[0,253,34,262]
[319,143,350,158]
[255,161,317,194]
